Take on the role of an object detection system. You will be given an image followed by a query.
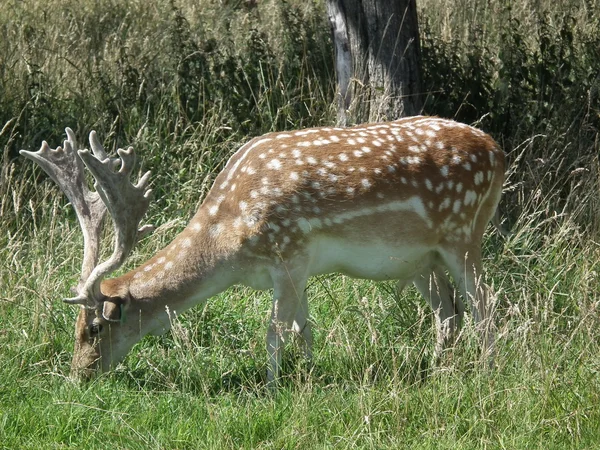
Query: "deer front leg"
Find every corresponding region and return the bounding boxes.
[266,265,308,387]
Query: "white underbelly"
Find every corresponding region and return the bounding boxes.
[308,236,435,281]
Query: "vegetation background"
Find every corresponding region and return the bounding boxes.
[1,0,599,447]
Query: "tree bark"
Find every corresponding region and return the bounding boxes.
[326,0,423,126]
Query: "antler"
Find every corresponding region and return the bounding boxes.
[21,129,153,307]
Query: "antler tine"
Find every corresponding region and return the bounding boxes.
[20,129,107,298]
[69,131,153,304]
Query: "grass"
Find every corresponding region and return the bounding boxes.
[2,0,600,448]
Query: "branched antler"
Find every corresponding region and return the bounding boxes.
[21,129,153,307]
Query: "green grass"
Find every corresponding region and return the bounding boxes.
[2,0,600,448]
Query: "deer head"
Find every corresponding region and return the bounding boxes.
[21,130,153,377]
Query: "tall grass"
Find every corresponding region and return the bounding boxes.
[1,0,600,447]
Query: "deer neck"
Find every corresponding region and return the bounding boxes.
[101,213,247,327]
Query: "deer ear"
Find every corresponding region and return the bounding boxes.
[102,298,124,323]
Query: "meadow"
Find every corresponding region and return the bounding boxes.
[1,0,599,448]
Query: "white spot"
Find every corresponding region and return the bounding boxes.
[329,174,339,182]
[191,222,202,232]
[373,168,382,175]
[267,159,282,170]
[309,217,322,229]
[470,154,478,162]
[283,235,291,244]
[425,129,437,138]
[425,179,433,191]
[324,161,336,169]
[439,197,451,211]
[239,201,248,212]
[182,238,192,248]
[247,166,256,175]
[269,222,281,232]
[157,257,166,264]
[339,153,348,162]
[408,145,421,153]
[464,190,477,206]
[316,167,327,176]
[165,261,174,270]
[452,200,462,214]
[209,204,219,215]
[452,155,461,165]
[297,217,311,234]
[330,135,340,143]
[456,183,463,193]
[298,141,312,147]
[376,192,385,199]
[353,150,363,157]
[347,138,357,145]
[362,179,371,189]
[306,156,318,165]
[361,147,371,153]
[230,183,237,192]
[463,162,472,171]
[292,149,302,158]
[258,153,266,159]
[372,139,382,147]
[440,166,449,177]
[474,171,484,185]
[220,181,229,189]
[387,165,396,173]
[357,137,366,144]
[436,141,445,150]
[290,171,300,181]
[276,133,292,139]
[436,183,444,194]
[209,224,223,236]
[487,170,493,181]
[311,181,321,189]
[346,187,355,195]
[489,151,496,164]
[402,156,421,165]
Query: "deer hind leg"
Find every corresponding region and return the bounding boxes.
[413,266,464,359]
[292,290,313,363]
[440,245,495,361]
[266,265,309,386]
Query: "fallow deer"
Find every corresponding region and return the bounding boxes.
[21,116,505,383]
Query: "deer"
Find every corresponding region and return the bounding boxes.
[21,116,505,384]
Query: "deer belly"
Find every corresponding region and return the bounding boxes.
[309,237,435,281]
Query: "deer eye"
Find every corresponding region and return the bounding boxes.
[89,322,103,336]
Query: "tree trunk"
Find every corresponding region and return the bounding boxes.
[326,0,423,126]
